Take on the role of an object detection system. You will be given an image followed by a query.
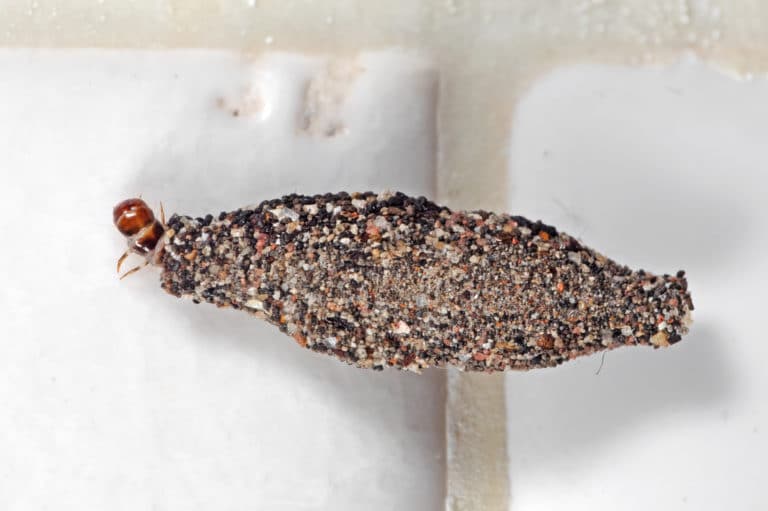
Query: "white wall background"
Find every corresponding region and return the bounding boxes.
[506,57,768,511]
[0,50,444,511]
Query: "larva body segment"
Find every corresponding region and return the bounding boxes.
[152,191,693,372]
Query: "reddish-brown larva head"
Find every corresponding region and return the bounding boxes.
[114,198,155,236]
[113,198,166,257]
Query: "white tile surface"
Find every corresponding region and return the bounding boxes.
[0,50,444,511]
[506,56,768,510]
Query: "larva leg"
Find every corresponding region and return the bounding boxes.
[116,250,130,273]
[119,261,148,280]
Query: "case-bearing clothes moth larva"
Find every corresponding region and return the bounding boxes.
[113,191,693,373]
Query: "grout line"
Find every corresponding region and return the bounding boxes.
[445,371,510,511]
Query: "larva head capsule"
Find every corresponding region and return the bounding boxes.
[113,198,166,278]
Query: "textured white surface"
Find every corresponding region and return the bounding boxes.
[0,50,444,510]
[506,56,768,510]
